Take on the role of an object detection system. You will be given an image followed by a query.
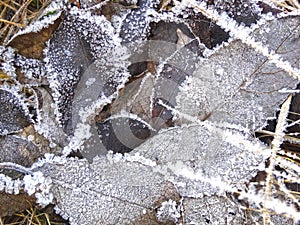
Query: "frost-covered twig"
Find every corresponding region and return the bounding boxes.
[0,162,32,174]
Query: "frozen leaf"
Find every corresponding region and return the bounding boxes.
[119,0,161,43]
[40,155,169,224]
[96,117,153,154]
[45,12,94,129]
[180,8,230,49]
[212,0,262,26]
[46,8,130,131]
[176,16,299,130]
[14,55,47,83]
[8,18,61,60]
[1,1,300,224]
[111,74,155,121]
[0,89,31,135]
[149,21,194,46]
[33,88,68,150]
[183,196,245,225]
[0,135,40,169]
[133,125,265,197]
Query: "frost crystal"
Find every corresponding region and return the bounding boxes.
[157,199,181,222]
[23,171,53,207]
[133,125,265,197]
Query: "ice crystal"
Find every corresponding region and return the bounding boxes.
[183,196,245,224]
[45,6,131,131]
[133,124,266,197]
[156,199,181,222]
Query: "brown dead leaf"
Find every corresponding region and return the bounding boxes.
[0,192,36,217]
[8,18,61,59]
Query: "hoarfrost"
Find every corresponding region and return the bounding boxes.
[156,199,181,222]
[40,156,167,224]
[1,0,300,224]
[183,196,245,224]
[0,89,32,135]
[176,16,299,130]
[133,125,266,197]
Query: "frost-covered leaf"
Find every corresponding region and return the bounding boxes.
[40,155,168,224]
[37,123,265,224]
[176,16,299,130]
[119,0,160,43]
[183,196,245,224]
[1,1,300,224]
[8,19,61,60]
[181,8,230,49]
[212,0,262,26]
[0,135,40,170]
[46,8,131,131]
[0,89,31,135]
[45,12,94,129]
[97,117,153,154]
[133,125,265,197]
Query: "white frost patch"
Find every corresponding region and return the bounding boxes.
[124,152,157,167]
[63,123,92,155]
[157,199,181,222]
[85,77,96,87]
[23,171,53,207]
[215,67,224,76]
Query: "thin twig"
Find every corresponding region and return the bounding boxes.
[0,162,33,174]
[263,94,292,224]
[0,18,24,27]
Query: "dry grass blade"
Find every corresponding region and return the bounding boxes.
[263,94,292,224]
[0,0,51,45]
[0,205,66,225]
[270,0,300,10]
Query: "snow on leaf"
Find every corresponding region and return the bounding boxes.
[45,7,131,132]
[156,199,181,223]
[1,1,300,224]
[45,11,94,130]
